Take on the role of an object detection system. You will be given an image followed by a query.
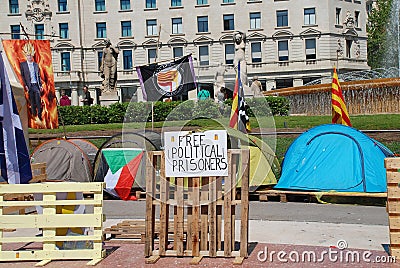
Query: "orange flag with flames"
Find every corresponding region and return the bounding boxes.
[2,40,58,129]
[331,67,351,126]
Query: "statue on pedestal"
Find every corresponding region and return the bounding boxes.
[233,31,253,97]
[250,76,263,98]
[233,31,248,86]
[100,39,119,92]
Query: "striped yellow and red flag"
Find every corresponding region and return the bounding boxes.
[229,62,250,133]
[331,67,351,126]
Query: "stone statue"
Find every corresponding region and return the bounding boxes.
[100,39,119,92]
[250,76,263,98]
[233,31,248,86]
[233,31,253,97]
[214,61,226,94]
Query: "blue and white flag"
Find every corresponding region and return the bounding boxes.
[0,52,32,184]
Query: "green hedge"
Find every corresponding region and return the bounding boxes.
[57,96,289,125]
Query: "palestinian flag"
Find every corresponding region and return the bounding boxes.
[102,148,144,201]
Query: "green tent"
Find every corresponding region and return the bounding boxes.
[226,128,280,188]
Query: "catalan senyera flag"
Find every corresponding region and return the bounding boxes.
[136,55,197,101]
[229,62,250,133]
[332,67,351,126]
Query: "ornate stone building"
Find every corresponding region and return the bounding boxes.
[1,0,369,103]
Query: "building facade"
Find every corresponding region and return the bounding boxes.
[1,0,369,103]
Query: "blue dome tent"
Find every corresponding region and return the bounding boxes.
[275,124,394,193]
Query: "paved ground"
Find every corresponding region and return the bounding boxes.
[1,201,397,267]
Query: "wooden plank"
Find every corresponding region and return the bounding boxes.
[388,187,400,199]
[389,216,400,228]
[0,182,104,194]
[145,255,161,264]
[389,232,400,244]
[387,201,400,213]
[159,152,169,256]
[233,256,245,265]
[224,151,233,257]
[390,248,400,259]
[176,177,184,256]
[187,178,193,250]
[200,177,209,251]
[192,177,200,257]
[240,149,250,258]
[216,177,223,251]
[208,176,217,257]
[385,158,400,170]
[256,189,387,198]
[189,256,203,265]
[145,152,155,257]
[231,153,237,251]
[386,172,400,184]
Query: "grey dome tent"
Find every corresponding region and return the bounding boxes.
[93,131,162,189]
[31,138,98,182]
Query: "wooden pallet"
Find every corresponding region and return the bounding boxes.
[256,189,387,202]
[103,220,189,243]
[386,158,400,259]
[145,149,249,265]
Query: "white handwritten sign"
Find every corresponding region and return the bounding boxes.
[164,130,228,177]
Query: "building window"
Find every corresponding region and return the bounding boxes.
[96,22,106,38]
[120,0,130,10]
[276,78,293,89]
[121,21,132,37]
[223,0,234,3]
[197,0,207,5]
[172,18,183,34]
[304,8,315,25]
[35,24,44,40]
[277,10,288,27]
[251,42,262,63]
[123,50,133,70]
[9,0,19,14]
[250,12,261,29]
[95,0,105,11]
[97,51,103,71]
[197,16,208,32]
[199,45,209,66]
[278,40,289,61]
[10,25,20,39]
[59,23,69,39]
[171,0,181,7]
[61,52,71,71]
[225,44,234,64]
[355,11,360,27]
[223,14,234,31]
[146,0,156,8]
[58,0,68,12]
[346,40,352,58]
[336,8,341,25]
[146,19,157,36]
[173,47,183,58]
[305,38,316,60]
[148,48,157,63]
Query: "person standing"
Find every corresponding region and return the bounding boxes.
[59,90,71,106]
[20,43,43,120]
[81,85,92,106]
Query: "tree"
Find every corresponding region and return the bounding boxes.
[367,0,393,69]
